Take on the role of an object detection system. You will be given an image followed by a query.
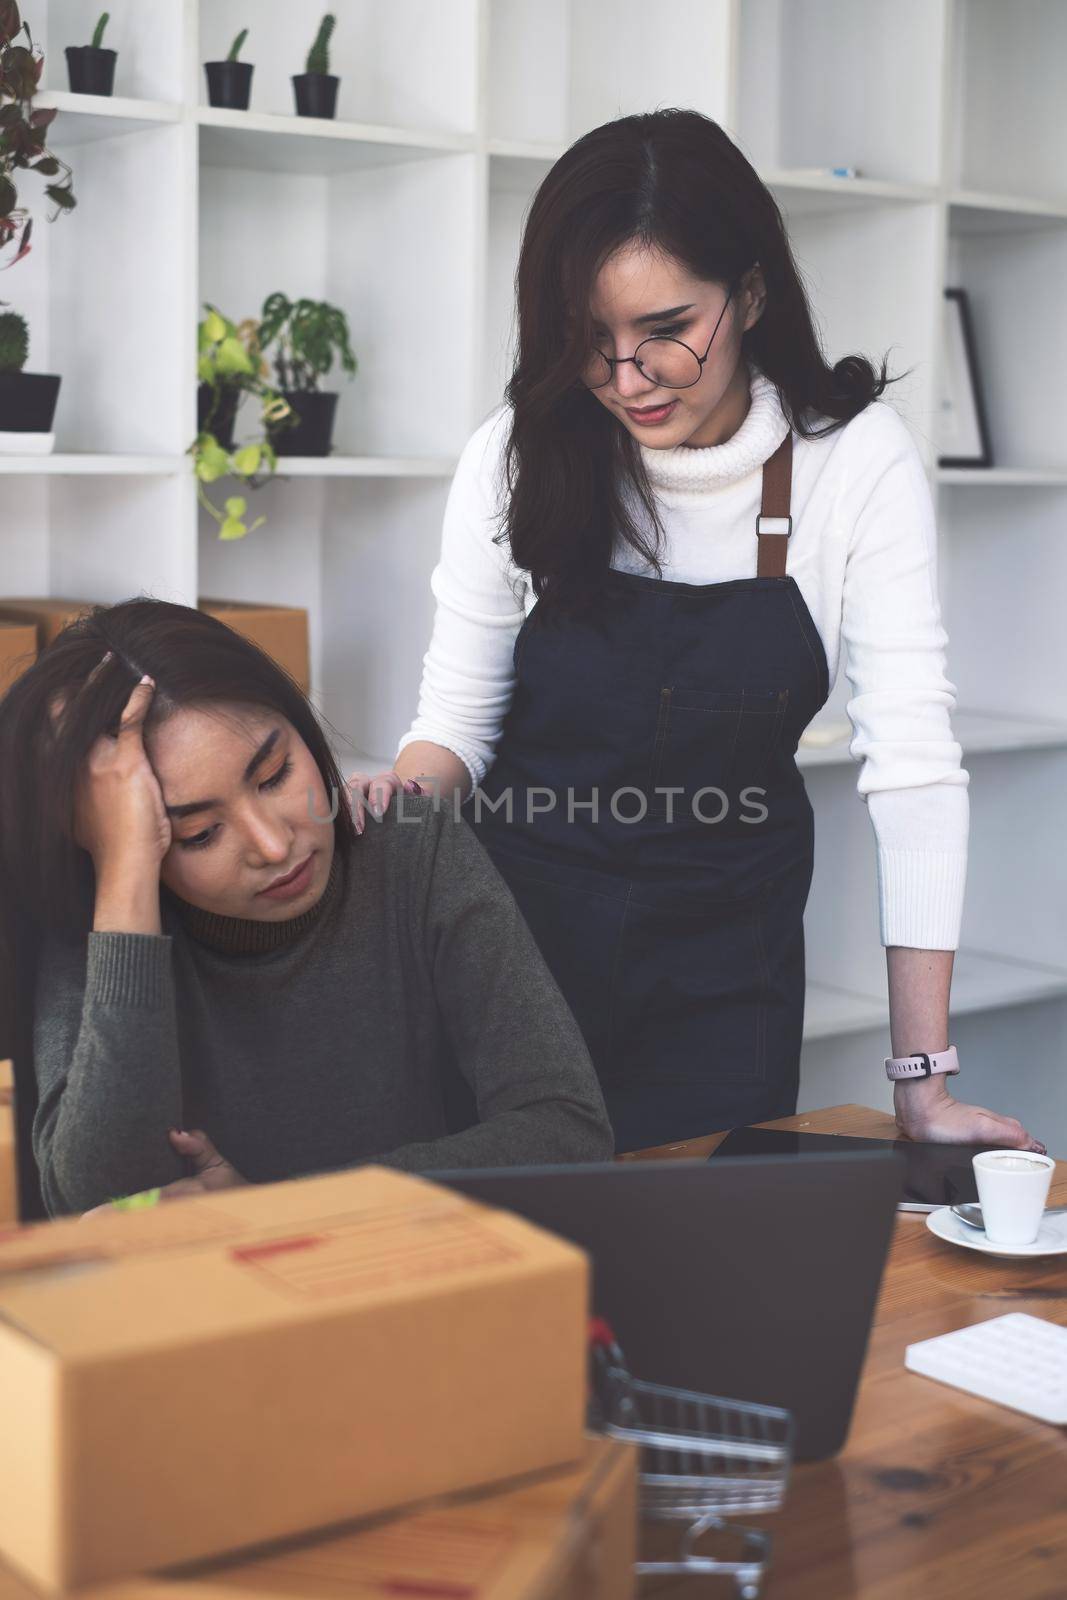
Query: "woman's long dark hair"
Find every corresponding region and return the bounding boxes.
[0,598,357,1215]
[497,107,910,618]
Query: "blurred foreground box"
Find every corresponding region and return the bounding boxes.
[0,1166,589,1591]
[0,1435,635,1600]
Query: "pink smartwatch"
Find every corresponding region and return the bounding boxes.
[885,1045,960,1082]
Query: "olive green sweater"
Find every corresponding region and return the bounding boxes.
[32,794,613,1216]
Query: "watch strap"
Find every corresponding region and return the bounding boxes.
[885,1045,960,1082]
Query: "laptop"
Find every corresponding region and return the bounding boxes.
[430,1149,902,1460]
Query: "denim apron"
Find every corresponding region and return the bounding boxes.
[464,431,831,1151]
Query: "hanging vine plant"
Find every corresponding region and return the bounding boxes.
[0,1,77,269]
[188,304,293,540]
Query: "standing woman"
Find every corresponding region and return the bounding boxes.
[358,108,1044,1157]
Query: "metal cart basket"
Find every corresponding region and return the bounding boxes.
[588,1319,794,1599]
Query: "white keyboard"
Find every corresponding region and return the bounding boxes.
[905,1313,1067,1425]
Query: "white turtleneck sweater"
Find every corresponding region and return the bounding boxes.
[396,366,969,951]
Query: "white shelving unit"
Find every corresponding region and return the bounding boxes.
[3,0,1064,1145]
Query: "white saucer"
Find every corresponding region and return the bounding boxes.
[926,1205,1067,1259]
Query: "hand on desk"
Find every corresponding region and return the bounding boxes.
[894,1080,1046,1154]
[79,1130,247,1218]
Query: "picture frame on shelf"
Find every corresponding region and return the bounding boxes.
[937,286,992,469]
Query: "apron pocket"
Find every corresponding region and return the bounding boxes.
[648,685,788,820]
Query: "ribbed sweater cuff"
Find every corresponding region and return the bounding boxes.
[877,849,968,951]
[86,932,172,1006]
[396,729,484,792]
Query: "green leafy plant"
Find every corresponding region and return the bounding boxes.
[89,10,108,49]
[0,1,77,267]
[257,292,356,393]
[305,13,334,75]
[226,28,247,63]
[197,302,258,389]
[0,305,27,369]
[188,303,293,540]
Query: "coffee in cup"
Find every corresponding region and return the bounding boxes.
[972,1149,1054,1245]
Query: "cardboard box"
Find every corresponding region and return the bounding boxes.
[0,1436,636,1600]
[0,620,37,694]
[0,598,310,695]
[0,1167,589,1593]
[198,599,310,693]
[0,600,95,651]
[0,1061,14,1226]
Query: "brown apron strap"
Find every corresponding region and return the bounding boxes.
[756,429,794,578]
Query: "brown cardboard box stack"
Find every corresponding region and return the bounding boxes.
[0,619,38,695]
[0,1435,636,1600]
[198,599,310,692]
[0,597,310,698]
[0,599,94,652]
[0,1166,623,1595]
[0,1060,14,1226]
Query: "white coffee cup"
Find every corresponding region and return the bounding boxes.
[971,1150,1054,1245]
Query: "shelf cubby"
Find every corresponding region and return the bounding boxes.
[948,0,1067,208]
[38,0,187,105]
[943,203,1067,474]
[487,0,733,149]
[196,0,479,136]
[734,0,948,188]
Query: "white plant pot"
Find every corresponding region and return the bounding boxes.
[0,430,56,454]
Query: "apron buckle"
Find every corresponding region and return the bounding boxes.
[756,514,793,537]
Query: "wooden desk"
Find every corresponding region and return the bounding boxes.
[623,1104,1067,1598]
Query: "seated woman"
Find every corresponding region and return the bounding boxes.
[0,597,614,1218]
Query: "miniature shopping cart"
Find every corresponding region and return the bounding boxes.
[588,1319,794,1599]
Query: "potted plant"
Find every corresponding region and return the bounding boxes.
[65,11,116,96]
[0,307,60,451]
[257,292,356,457]
[204,27,252,111]
[197,302,260,449]
[189,304,293,539]
[292,13,337,120]
[0,2,77,268]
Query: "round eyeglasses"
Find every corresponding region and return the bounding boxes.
[580,280,738,391]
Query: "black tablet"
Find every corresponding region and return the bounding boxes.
[709,1125,984,1211]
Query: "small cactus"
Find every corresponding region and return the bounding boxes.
[305,14,335,76]
[226,28,248,63]
[0,311,29,374]
[90,11,109,49]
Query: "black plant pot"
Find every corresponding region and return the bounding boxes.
[65,45,117,96]
[292,72,339,119]
[0,372,61,434]
[269,391,338,457]
[197,383,240,451]
[204,60,254,110]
